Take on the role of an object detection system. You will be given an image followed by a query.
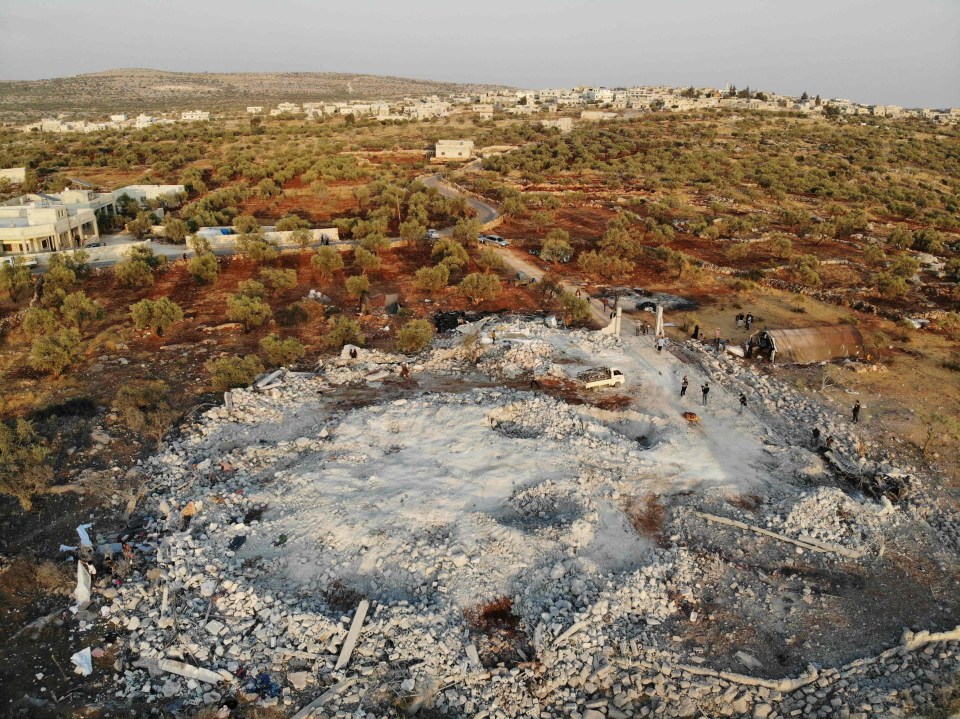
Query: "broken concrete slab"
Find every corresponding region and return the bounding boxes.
[334,599,369,670]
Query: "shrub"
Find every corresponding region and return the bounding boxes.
[237,279,267,298]
[260,268,298,294]
[234,215,261,234]
[23,307,60,336]
[414,264,450,292]
[162,217,189,243]
[312,246,344,283]
[290,228,313,250]
[115,259,155,288]
[768,234,793,259]
[936,312,960,340]
[0,419,53,510]
[559,290,590,325]
[886,226,912,250]
[541,236,574,263]
[236,232,279,263]
[888,253,920,278]
[206,355,264,392]
[276,301,312,327]
[353,247,382,274]
[725,242,751,262]
[0,257,32,302]
[324,315,364,349]
[476,248,506,273]
[188,234,212,254]
[29,328,82,375]
[459,272,501,304]
[276,214,310,232]
[60,291,104,332]
[260,333,306,366]
[870,271,909,298]
[790,254,821,286]
[345,274,370,298]
[452,218,481,244]
[43,262,78,301]
[188,253,219,284]
[130,298,184,336]
[113,380,178,446]
[431,238,469,272]
[578,251,635,281]
[226,294,272,332]
[396,319,435,353]
[359,233,391,255]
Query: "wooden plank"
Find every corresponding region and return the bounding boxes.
[334,599,369,670]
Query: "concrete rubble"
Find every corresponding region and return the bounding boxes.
[66,319,957,717]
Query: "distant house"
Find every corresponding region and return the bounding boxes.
[114,184,186,206]
[0,193,103,255]
[181,110,210,121]
[435,140,475,161]
[541,118,573,134]
[246,106,263,114]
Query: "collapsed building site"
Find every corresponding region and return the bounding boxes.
[48,316,959,719]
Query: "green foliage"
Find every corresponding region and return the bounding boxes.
[260,333,306,366]
[234,215,261,234]
[188,252,219,284]
[290,228,313,249]
[276,214,310,232]
[276,301,312,327]
[113,380,178,446]
[60,291,104,331]
[725,242,751,261]
[226,294,272,332]
[911,228,945,254]
[0,419,53,511]
[29,328,82,375]
[541,229,574,263]
[530,211,552,233]
[863,243,886,266]
[162,216,189,243]
[345,274,370,298]
[324,315,364,349]
[237,279,267,298]
[400,218,427,245]
[130,297,184,336]
[768,234,793,259]
[559,290,591,325]
[886,226,913,250]
[452,217,482,245]
[414,264,450,292]
[236,232,280,263]
[311,246,344,283]
[359,233,391,255]
[431,238,469,272]
[395,319,435,353]
[206,354,265,392]
[476,248,506,273]
[259,268,298,294]
[790,254,821,286]
[188,234,212,254]
[353,247,382,274]
[458,272,501,304]
[23,307,60,336]
[0,257,32,302]
[115,258,154,288]
[888,253,920,278]
[127,211,155,239]
[870,271,910,298]
[578,250,635,281]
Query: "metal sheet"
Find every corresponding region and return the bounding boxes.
[760,326,865,364]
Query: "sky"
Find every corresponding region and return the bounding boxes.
[1,0,958,108]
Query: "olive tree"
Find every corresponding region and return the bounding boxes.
[0,257,32,302]
[396,319,435,353]
[29,328,82,375]
[226,294,272,332]
[312,247,344,284]
[0,419,53,511]
[60,291,104,332]
[459,272,501,304]
[260,333,306,366]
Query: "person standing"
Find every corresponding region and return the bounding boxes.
[852,401,861,423]
[701,382,710,406]
[692,324,700,340]
[745,313,754,330]
[656,336,666,353]
[738,392,747,414]
[635,323,641,337]
[680,376,689,397]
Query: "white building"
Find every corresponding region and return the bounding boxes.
[0,198,100,255]
[181,110,210,121]
[246,106,263,114]
[135,114,157,129]
[580,110,618,121]
[541,118,573,134]
[434,140,475,161]
[271,102,301,116]
[114,184,186,206]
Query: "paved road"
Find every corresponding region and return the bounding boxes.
[421,174,499,226]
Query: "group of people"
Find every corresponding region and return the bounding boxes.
[735,312,754,330]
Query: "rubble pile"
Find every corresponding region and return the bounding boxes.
[58,322,959,718]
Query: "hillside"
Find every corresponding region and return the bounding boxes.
[0,68,508,121]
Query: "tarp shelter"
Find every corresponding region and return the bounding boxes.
[748,325,865,364]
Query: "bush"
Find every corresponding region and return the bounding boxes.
[0,257,32,302]
[359,233,391,255]
[431,238,469,272]
[236,232,279,263]
[188,253,219,284]
[113,380,178,446]
[345,274,370,298]
[541,236,574,263]
[276,301,311,327]
[130,298,184,336]
[559,290,590,325]
[234,215,261,234]
[459,272,501,304]
[790,254,821,286]
[115,259,155,288]
[260,333,306,366]
[768,234,793,259]
[888,253,920,278]
[870,271,909,298]
[725,242,751,261]
[0,419,53,510]
[226,294,272,332]
[162,217,189,243]
[312,246,344,283]
[476,248,506,273]
[396,319,435,353]
[29,328,82,375]
[260,268,298,294]
[290,228,313,250]
[353,247,382,274]
[206,355,265,392]
[324,315,364,349]
[414,264,450,292]
[237,279,267,298]
[22,307,60,337]
[60,291,104,332]
[578,251,635,281]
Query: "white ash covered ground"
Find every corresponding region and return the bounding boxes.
[92,319,959,718]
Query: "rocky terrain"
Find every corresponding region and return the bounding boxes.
[40,317,959,718]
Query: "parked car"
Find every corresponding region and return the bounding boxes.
[425,228,440,241]
[0,256,38,268]
[485,234,510,246]
[84,241,105,248]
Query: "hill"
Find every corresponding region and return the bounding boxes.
[0,68,508,121]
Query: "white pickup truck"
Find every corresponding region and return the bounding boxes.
[577,367,625,389]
